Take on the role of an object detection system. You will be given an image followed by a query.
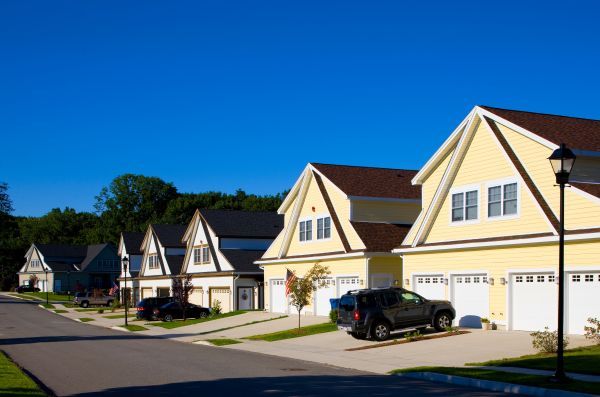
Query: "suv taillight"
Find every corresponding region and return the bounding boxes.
[153,309,159,314]
[136,307,144,311]
[353,309,360,321]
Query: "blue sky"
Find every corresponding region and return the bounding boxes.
[2,1,599,216]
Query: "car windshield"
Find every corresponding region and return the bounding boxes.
[339,295,356,311]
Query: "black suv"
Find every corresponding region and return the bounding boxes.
[136,297,174,320]
[337,288,455,341]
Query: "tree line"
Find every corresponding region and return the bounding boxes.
[0,175,287,290]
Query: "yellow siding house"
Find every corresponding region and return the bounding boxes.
[395,106,600,334]
[257,163,420,316]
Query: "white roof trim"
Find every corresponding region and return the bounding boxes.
[278,164,312,214]
[256,251,365,265]
[277,169,313,258]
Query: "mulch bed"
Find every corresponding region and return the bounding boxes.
[346,330,471,351]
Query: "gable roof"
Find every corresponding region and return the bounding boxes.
[220,249,264,273]
[481,106,600,152]
[26,243,116,272]
[200,209,283,238]
[311,163,420,200]
[350,222,413,252]
[35,244,87,259]
[152,224,187,247]
[121,232,145,255]
[80,244,117,270]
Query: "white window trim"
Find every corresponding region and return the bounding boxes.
[315,213,332,242]
[449,184,480,225]
[298,216,314,243]
[485,177,521,221]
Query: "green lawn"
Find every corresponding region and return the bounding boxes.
[39,303,54,309]
[104,314,126,319]
[9,293,38,301]
[195,315,288,336]
[24,292,72,302]
[0,351,46,396]
[206,339,241,346]
[467,345,600,376]
[119,324,148,332]
[391,366,600,395]
[75,308,106,312]
[78,318,94,322]
[244,322,337,342]
[148,311,246,329]
[53,310,68,314]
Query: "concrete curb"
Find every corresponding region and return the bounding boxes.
[193,341,212,346]
[110,326,130,332]
[397,372,596,397]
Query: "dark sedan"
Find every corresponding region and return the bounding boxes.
[16,285,40,293]
[154,302,211,322]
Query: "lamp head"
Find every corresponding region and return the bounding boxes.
[548,143,576,184]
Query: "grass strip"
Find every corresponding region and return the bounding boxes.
[75,307,109,312]
[467,345,600,376]
[148,311,246,329]
[391,366,600,395]
[195,315,288,336]
[54,309,68,314]
[103,314,126,319]
[0,351,46,397]
[24,292,72,302]
[8,293,38,301]
[78,318,94,322]
[206,339,242,346]
[244,322,337,342]
[119,324,148,332]
[39,303,55,309]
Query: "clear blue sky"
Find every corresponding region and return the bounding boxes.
[2,1,599,216]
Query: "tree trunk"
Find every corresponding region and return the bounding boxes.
[298,308,301,333]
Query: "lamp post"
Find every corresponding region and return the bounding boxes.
[67,270,71,301]
[44,267,49,305]
[548,143,576,382]
[122,255,129,327]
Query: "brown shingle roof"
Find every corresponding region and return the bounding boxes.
[482,106,600,152]
[350,221,412,252]
[311,163,420,200]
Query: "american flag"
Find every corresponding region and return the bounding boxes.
[285,268,296,296]
[109,282,120,296]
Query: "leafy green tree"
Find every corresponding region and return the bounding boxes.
[0,183,21,290]
[17,208,98,245]
[94,174,178,243]
[288,264,331,332]
[0,183,13,215]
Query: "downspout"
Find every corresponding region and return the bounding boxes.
[365,256,371,289]
[233,274,240,311]
[399,253,404,288]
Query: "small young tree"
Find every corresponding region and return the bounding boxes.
[171,274,194,321]
[288,264,330,333]
[28,274,39,288]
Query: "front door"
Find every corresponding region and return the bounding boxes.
[237,287,253,310]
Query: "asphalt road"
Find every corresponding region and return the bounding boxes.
[0,295,505,396]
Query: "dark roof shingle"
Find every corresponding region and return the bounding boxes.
[152,225,187,247]
[200,210,283,238]
[311,163,420,200]
[122,232,145,255]
[165,255,184,275]
[36,244,87,259]
[350,222,412,252]
[220,250,264,273]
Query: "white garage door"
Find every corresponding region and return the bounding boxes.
[270,279,287,313]
[189,288,204,306]
[452,274,489,328]
[338,277,360,296]
[414,274,445,301]
[141,288,153,299]
[567,272,600,335]
[315,278,335,316]
[511,273,556,332]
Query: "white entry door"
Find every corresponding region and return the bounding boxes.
[270,279,287,313]
[337,277,360,296]
[451,274,489,328]
[511,273,556,332]
[414,274,445,300]
[567,272,600,335]
[315,278,335,316]
[237,287,253,311]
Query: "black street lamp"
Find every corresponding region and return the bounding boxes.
[548,143,576,382]
[67,270,71,301]
[122,255,129,327]
[44,267,49,305]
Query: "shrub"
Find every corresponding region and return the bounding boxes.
[530,327,569,353]
[97,309,104,314]
[211,300,222,316]
[584,318,600,345]
[329,309,338,324]
[111,298,122,312]
[405,330,424,342]
[481,318,489,323]
[444,326,461,334]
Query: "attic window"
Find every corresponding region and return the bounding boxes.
[451,189,478,222]
[148,254,159,269]
[30,259,41,268]
[299,220,313,241]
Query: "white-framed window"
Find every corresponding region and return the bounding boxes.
[316,216,331,240]
[584,274,593,282]
[194,245,210,264]
[516,276,523,283]
[202,246,210,263]
[548,275,556,283]
[488,181,519,218]
[299,219,313,242]
[30,259,41,268]
[193,248,201,264]
[526,275,534,282]
[451,189,478,222]
[572,274,581,282]
[148,254,159,269]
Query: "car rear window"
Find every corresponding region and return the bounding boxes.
[339,295,356,311]
[356,294,377,309]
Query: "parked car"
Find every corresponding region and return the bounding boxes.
[154,302,210,322]
[16,285,40,293]
[136,297,175,320]
[336,287,455,341]
[73,292,114,308]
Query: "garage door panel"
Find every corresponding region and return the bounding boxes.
[452,274,489,328]
[141,288,153,299]
[189,288,204,306]
[337,277,359,297]
[414,275,445,301]
[270,279,287,313]
[210,288,231,313]
[315,278,335,316]
[511,273,556,332]
[567,272,600,335]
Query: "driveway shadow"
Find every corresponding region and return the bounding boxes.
[72,375,503,396]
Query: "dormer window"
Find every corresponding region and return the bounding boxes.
[148,254,159,269]
[299,220,313,241]
[194,245,211,264]
[451,189,478,222]
[30,259,41,268]
[317,216,331,239]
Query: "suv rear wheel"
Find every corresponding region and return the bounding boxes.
[164,314,173,322]
[81,301,89,308]
[434,311,452,331]
[371,321,391,341]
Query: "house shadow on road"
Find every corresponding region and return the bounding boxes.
[71,375,502,397]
